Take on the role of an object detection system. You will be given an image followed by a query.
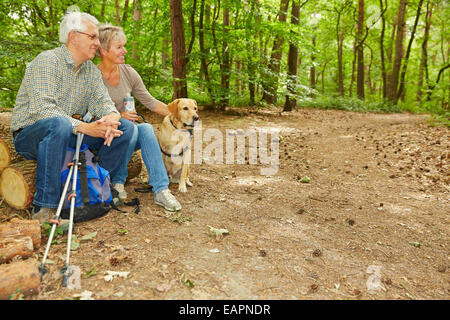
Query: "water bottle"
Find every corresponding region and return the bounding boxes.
[124,92,135,111]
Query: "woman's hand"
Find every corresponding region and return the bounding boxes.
[120,110,139,123]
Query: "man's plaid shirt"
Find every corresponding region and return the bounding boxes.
[11,45,118,135]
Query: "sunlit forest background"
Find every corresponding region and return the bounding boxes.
[0,0,448,123]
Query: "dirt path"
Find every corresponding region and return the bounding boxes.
[2,108,448,300]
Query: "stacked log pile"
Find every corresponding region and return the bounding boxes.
[0,218,41,299]
[0,110,142,299]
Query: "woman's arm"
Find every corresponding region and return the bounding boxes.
[152,101,169,117]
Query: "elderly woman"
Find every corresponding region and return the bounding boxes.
[97,24,181,212]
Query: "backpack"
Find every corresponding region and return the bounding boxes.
[60,144,112,223]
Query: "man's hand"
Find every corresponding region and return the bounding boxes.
[77,112,123,146]
[100,112,122,146]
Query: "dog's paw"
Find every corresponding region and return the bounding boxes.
[179,184,188,193]
[186,179,193,187]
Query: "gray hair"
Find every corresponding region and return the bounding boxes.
[59,11,99,43]
[97,24,127,57]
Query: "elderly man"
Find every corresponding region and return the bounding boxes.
[11,11,134,223]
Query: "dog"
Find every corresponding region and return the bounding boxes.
[158,98,199,193]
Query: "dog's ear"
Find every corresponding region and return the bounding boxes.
[167,99,179,116]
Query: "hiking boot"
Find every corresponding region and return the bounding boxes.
[112,183,127,200]
[32,207,56,225]
[154,189,182,211]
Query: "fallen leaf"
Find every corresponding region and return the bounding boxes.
[80,232,97,241]
[184,278,195,289]
[299,176,311,183]
[70,235,79,251]
[207,225,230,237]
[410,241,421,248]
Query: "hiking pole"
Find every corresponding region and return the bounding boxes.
[38,160,75,279]
[61,131,84,287]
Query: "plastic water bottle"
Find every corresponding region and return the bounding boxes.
[124,92,135,111]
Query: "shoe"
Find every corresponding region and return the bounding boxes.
[32,207,56,225]
[154,189,182,211]
[112,183,127,200]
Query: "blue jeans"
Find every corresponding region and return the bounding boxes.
[111,123,169,195]
[13,117,134,208]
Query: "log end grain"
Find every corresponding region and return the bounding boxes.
[0,167,33,209]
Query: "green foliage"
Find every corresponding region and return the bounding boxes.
[0,0,447,116]
[299,95,406,114]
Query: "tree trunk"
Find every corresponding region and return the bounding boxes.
[417,1,433,101]
[220,8,231,108]
[114,0,121,25]
[100,0,106,18]
[262,0,290,104]
[379,0,387,99]
[0,218,41,249]
[235,59,243,95]
[397,0,424,102]
[366,44,375,94]
[186,0,197,62]
[122,0,130,23]
[246,2,257,106]
[170,0,188,99]
[310,34,316,92]
[132,0,142,60]
[284,1,301,112]
[198,0,215,104]
[356,0,365,100]
[387,0,407,103]
[337,21,345,97]
[162,36,169,69]
[349,36,357,97]
[0,259,40,299]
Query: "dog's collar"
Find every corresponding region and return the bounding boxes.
[160,119,193,157]
[170,118,194,136]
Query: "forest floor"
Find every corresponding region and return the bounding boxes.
[1,107,449,300]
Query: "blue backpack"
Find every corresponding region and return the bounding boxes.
[60,144,112,223]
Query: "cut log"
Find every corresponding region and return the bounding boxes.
[0,112,22,164]
[0,163,35,210]
[0,138,10,171]
[0,235,34,264]
[0,259,40,299]
[0,218,41,249]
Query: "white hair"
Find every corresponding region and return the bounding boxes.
[59,11,99,43]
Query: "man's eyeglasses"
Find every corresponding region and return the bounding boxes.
[76,31,99,41]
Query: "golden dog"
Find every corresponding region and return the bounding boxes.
[158,98,199,193]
